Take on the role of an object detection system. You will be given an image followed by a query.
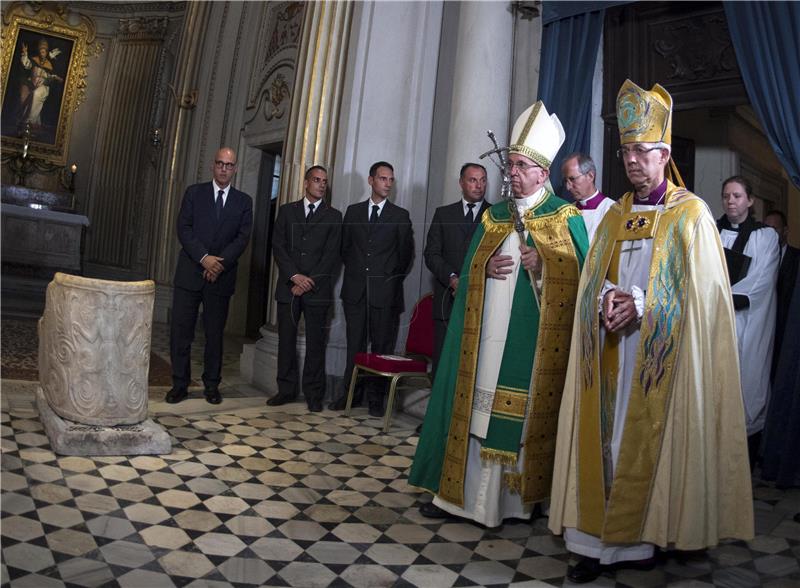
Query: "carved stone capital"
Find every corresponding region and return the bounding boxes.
[118,16,169,40]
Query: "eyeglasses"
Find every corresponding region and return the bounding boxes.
[616,145,662,159]
[564,172,587,184]
[215,160,236,170]
[506,161,542,173]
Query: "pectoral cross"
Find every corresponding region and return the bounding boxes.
[620,241,644,268]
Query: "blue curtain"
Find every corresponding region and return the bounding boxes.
[724,1,800,188]
[537,5,605,196]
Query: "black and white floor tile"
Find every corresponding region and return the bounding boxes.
[2,323,799,587]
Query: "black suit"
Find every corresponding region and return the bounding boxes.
[772,244,800,378]
[424,199,489,374]
[272,198,342,405]
[338,199,414,406]
[170,182,253,392]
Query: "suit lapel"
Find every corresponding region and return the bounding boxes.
[453,202,472,238]
[308,200,327,225]
[293,199,307,225]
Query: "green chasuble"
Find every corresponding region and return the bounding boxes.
[409,191,588,506]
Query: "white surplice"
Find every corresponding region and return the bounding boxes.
[719,225,779,435]
[579,193,615,243]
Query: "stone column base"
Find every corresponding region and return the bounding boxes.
[240,329,281,396]
[36,388,171,456]
[398,385,431,421]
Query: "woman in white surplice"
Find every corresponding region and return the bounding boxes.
[716,175,779,465]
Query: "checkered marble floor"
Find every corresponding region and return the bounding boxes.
[3,392,800,588]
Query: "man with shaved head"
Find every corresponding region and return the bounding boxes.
[166,147,253,406]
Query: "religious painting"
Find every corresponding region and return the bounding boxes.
[1,5,100,164]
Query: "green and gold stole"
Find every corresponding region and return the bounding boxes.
[438,194,585,506]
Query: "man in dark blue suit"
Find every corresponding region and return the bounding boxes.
[166,147,253,404]
[424,163,489,376]
[269,165,342,412]
[329,161,414,416]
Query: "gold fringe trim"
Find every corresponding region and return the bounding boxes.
[503,472,522,494]
[482,214,514,235]
[480,447,518,467]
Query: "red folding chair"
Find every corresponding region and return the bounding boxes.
[345,293,434,432]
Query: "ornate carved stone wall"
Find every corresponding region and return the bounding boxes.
[38,272,155,426]
[242,1,304,141]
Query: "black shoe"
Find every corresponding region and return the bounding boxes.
[308,399,323,412]
[329,394,361,411]
[419,501,454,519]
[568,557,603,584]
[368,402,384,418]
[165,388,188,404]
[204,388,222,405]
[267,393,296,407]
[612,556,657,572]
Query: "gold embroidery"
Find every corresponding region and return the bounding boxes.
[616,210,658,240]
[480,447,518,466]
[438,227,508,506]
[490,388,527,420]
[520,204,583,504]
[575,183,707,542]
[504,472,522,494]
[439,201,582,507]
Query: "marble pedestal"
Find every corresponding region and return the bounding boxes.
[36,388,172,455]
[36,388,170,456]
[38,272,170,455]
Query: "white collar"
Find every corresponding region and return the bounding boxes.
[515,186,546,212]
[579,189,600,206]
[303,196,322,210]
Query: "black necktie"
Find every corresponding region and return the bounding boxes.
[465,202,476,223]
[370,204,379,223]
[306,202,315,222]
[216,190,224,220]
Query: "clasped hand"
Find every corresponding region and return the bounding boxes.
[291,274,315,296]
[486,243,541,280]
[201,255,225,283]
[603,289,637,333]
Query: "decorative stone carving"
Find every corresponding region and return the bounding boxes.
[266,72,290,120]
[38,272,155,425]
[652,13,738,83]
[247,1,304,109]
[118,16,169,39]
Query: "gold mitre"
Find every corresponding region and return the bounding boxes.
[508,101,565,169]
[616,79,672,145]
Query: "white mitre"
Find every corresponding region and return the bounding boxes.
[508,101,565,169]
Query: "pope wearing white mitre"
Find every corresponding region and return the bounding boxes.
[410,102,588,528]
[548,79,754,583]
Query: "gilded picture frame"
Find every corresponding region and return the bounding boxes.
[1,4,100,165]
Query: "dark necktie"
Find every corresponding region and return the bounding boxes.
[306,202,316,222]
[465,202,476,223]
[370,204,379,223]
[216,190,224,220]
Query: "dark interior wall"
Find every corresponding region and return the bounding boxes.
[601,1,748,198]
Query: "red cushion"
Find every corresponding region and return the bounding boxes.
[354,352,428,374]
